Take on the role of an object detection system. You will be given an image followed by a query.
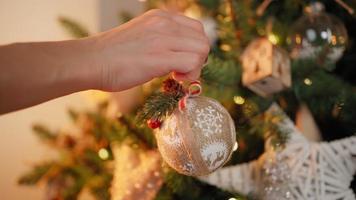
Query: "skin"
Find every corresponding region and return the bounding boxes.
[0,9,210,114]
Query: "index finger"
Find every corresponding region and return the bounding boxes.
[171,13,205,33]
[151,9,205,33]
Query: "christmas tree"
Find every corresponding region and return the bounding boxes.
[19,0,356,199]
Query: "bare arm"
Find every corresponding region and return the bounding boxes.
[0,9,209,114]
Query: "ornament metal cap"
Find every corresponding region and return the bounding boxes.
[305,1,324,15]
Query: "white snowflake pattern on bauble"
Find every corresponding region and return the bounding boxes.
[181,162,195,174]
[186,99,197,113]
[194,106,223,137]
[201,141,228,170]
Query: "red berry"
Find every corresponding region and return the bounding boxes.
[147,119,162,129]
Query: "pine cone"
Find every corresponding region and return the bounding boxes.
[162,78,184,97]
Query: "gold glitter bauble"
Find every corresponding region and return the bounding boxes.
[155,96,236,176]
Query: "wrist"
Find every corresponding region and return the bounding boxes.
[64,37,103,91]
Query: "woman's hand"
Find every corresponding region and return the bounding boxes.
[86,9,210,91]
[0,9,209,114]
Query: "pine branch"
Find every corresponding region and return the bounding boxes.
[201,55,241,87]
[33,124,57,142]
[118,116,156,148]
[58,17,89,38]
[119,11,134,23]
[163,168,245,200]
[137,92,180,123]
[137,78,185,124]
[18,162,53,185]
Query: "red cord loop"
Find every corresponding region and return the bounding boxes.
[178,81,202,112]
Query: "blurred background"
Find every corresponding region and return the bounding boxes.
[1,0,355,200]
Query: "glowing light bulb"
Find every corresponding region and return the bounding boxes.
[268,33,279,44]
[98,148,109,160]
[304,78,312,86]
[220,44,232,51]
[233,96,245,105]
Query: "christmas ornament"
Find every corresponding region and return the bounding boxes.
[147,119,162,129]
[111,144,163,200]
[200,104,356,200]
[155,81,236,176]
[241,37,291,97]
[288,1,348,70]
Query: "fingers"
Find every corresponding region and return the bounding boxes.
[156,21,209,44]
[171,14,205,33]
[144,9,209,47]
[145,9,205,33]
[161,35,210,55]
[143,9,210,81]
[173,69,201,81]
[154,52,205,81]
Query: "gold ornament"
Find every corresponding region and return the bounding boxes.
[111,144,163,200]
[155,96,236,176]
[241,37,291,97]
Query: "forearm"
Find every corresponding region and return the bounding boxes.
[0,10,210,114]
[0,39,99,114]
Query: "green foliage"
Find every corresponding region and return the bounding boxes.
[197,0,221,10]
[119,11,134,23]
[137,92,181,123]
[202,55,241,87]
[157,168,244,200]
[18,162,53,185]
[32,124,57,142]
[137,78,185,124]
[291,59,356,136]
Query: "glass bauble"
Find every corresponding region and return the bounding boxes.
[288,2,348,70]
[155,96,236,176]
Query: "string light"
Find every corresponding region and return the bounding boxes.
[98,148,109,160]
[220,44,232,52]
[304,78,313,86]
[268,33,279,44]
[295,34,302,44]
[233,96,245,105]
[228,198,238,200]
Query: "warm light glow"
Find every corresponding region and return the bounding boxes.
[224,16,232,22]
[138,0,146,2]
[233,96,245,105]
[331,35,337,45]
[233,142,239,151]
[184,4,202,19]
[339,36,346,44]
[228,198,238,200]
[268,33,279,45]
[220,44,232,51]
[304,78,312,86]
[98,148,109,160]
[295,35,302,44]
